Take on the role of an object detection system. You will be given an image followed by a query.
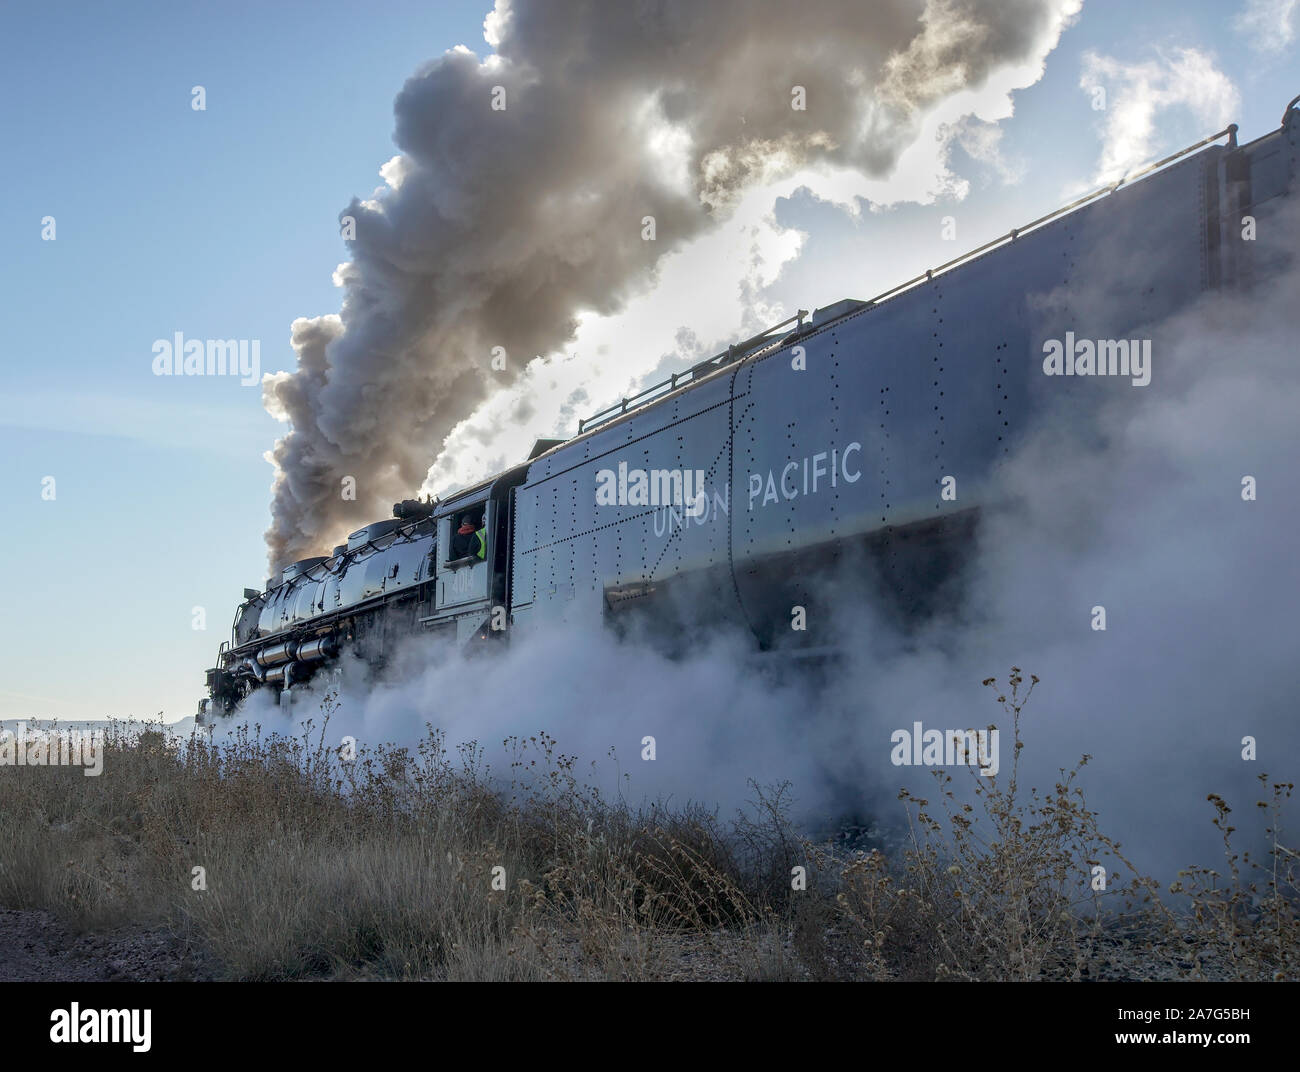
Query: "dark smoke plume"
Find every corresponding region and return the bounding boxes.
[263,0,1079,569]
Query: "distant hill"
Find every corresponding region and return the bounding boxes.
[0,716,198,737]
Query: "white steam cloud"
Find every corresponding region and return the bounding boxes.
[233,236,1300,881]
[1079,47,1239,186]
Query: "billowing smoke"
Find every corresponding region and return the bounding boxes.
[263,0,1082,570]
[235,221,1300,881]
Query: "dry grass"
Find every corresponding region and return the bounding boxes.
[0,673,1294,981]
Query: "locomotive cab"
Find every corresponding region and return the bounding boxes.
[425,465,529,643]
[437,502,492,603]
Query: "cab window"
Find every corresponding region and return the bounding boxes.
[445,504,488,567]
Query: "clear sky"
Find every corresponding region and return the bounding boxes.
[0,0,1295,722]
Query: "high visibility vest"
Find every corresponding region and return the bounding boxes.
[454,526,486,561]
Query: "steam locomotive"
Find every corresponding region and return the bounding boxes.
[199,96,1299,722]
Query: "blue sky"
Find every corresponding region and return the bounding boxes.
[0,0,1295,721]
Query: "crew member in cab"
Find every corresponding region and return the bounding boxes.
[451,512,485,561]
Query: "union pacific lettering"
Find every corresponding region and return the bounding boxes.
[653,485,730,536]
[746,441,862,511]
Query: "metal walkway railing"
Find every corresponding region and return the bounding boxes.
[575,122,1239,438]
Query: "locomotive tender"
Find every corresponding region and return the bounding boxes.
[199,97,1299,721]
